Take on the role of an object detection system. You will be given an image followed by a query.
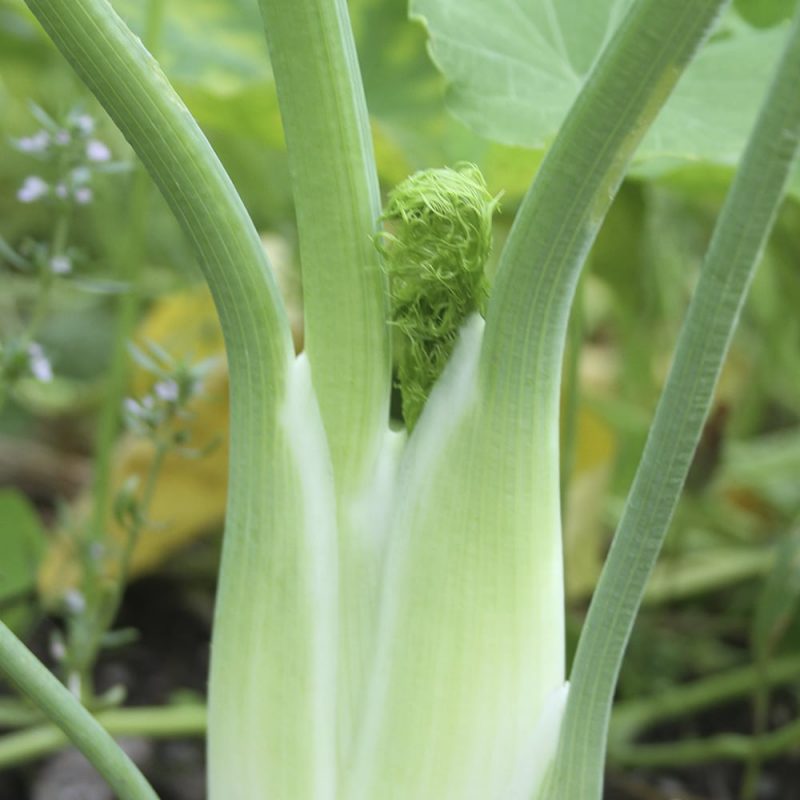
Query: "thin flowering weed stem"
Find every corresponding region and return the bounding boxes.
[0,103,124,410]
[62,343,213,695]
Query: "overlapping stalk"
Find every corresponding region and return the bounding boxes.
[345,2,727,798]
[257,0,393,757]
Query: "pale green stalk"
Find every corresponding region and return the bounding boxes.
[209,353,338,800]
[346,3,727,798]
[347,315,566,800]
[21,2,340,799]
[257,0,393,754]
[560,278,584,511]
[0,622,157,800]
[549,8,800,798]
[482,0,728,430]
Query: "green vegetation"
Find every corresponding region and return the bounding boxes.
[0,1,799,799]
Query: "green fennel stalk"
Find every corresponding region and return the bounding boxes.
[19,0,325,797]
[253,0,391,763]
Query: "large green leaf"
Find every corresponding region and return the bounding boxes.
[354,0,543,197]
[412,0,800,192]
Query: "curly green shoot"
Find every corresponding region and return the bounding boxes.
[378,163,498,429]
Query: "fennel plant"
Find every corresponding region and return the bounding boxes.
[1,0,799,799]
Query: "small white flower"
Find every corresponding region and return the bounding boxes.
[63,589,86,614]
[89,542,106,562]
[74,186,93,205]
[27,343,52,382]
[54,129,71,146]
[17,175,49,203]
[50,637,66,662]
[154,379,180,402]
[16,130,50,153]
[54,183,69,199]
[86,139,111,162]
[123,397,142,416]
[72,114,95,135]
[49,255,72,275]
[71,166,91,184]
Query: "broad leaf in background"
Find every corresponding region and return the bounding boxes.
[353,0,542,196]
[0,488,45,633]
[412,0,800,196]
